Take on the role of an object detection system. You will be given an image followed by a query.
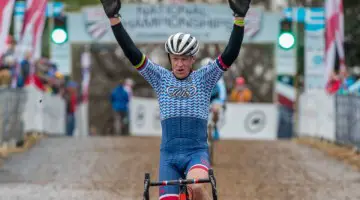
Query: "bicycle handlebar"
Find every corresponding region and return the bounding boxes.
[143,169,217,200]
[149,178,211,186]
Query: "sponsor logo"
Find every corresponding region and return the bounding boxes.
[166,85,197,98]
[244,110,266,133]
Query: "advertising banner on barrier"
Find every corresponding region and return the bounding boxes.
[221,103,278,140]
[130,97,161,136]
[22,86,66,135]
[130,97,278,140]
[297,91,335,141]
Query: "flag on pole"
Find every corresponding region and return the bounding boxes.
[81,47,91,102]
[14,0,47,87]
[0,0,15,57]
[325,0,345,85]
[18,0,47,60]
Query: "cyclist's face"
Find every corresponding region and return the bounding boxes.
[169,54,195,79]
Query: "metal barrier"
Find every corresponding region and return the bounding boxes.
[0,89,26,145]
[335,94,360,149]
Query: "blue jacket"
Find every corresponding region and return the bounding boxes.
[111,85,129,112]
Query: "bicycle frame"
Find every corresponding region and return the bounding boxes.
[143,168,218,200]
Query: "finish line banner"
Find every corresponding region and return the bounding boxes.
[68,4,280,44]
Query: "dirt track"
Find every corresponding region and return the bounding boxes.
[0,136,360,200]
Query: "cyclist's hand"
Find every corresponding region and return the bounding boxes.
[100,0,121,18]
[228,0,251,17]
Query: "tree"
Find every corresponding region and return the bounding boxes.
[343,0,360,67]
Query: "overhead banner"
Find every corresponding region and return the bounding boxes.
[69,4,281,44]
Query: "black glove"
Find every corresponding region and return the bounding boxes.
[100,0,121,18]
[228,0,251,17]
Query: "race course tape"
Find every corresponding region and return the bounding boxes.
[293,137,360,172]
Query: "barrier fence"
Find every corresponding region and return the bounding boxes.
[0,86,66,147]
[335,95,360,149]
[297,91,360,151]
[1,86,359,151]
[0,89,25,146]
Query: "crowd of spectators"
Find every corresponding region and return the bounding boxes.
[326,67,360,96]
[1,36,66,93]
[0,35,81,136]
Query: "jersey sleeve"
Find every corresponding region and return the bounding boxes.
[196,56,229,91]
[135,54,169,93]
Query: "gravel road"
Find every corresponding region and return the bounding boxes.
[0,137,359,200]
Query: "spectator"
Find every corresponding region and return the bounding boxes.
[124,78,134,99]
[110,79,130,136]
[123,78,134,134]
[17,51,32,88]
[64,81,78,136]
[229,76,252,102]
[326,72,342,94]
[0,55,14,88]
[1,36,16,60]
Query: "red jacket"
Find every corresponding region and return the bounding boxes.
[25,75,46,91]
[326,79,341,94]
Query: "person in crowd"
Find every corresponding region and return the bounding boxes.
[229,76,252,102]
[124,78,134,99]
[123,78,134,134]
[17,51,32,88]
[325,72,342,94]
[110,79,130,136]
[0,36,16,88]
[1,36,16,60]
[64,81,78,136]
[0,55,14,88]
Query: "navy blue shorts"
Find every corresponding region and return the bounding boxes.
[158,150,210,200]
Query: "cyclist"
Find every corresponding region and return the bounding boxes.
[201,58,227,141]
[100,0,250,199]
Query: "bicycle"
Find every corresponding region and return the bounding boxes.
[143,168,218,200]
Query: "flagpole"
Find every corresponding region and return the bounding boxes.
[48,0,54,59]
[290,0,300,138]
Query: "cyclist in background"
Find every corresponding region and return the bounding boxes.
[201,58,227,141]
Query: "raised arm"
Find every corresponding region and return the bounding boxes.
[218,0,251,70]
[100,0,169,92]
[109,18,143,67]
[197,0,251,89]
[218,18,245,69]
